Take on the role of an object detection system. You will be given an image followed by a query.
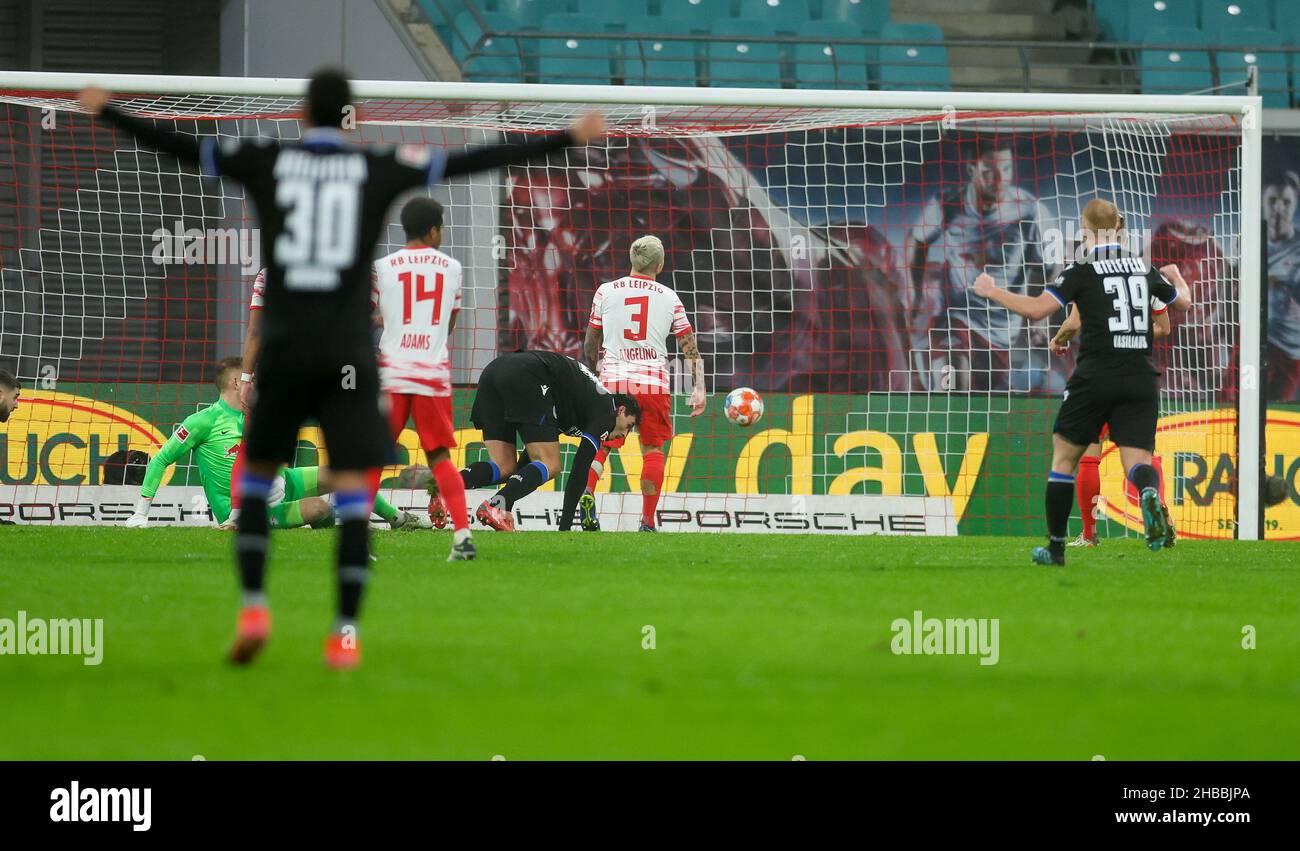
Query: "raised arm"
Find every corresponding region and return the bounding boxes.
[1158,264,1194,312]
[81,88,202,165]
[442,112,605,179]
[971,272,1062,322]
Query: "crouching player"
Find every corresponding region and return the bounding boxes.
[461,351,639,530]
[578,235,707,531]
[372,197,474,561]
[127,358,418,529]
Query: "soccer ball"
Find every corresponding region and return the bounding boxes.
[724,387,764,426]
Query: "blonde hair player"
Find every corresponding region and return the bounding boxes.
[579,235,707,531]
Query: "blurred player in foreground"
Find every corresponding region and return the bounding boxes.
[579,235,706,531]
[373,197,474,560]
[972,199,1191,566]
[1051,303,1176,549]
[82,70,604,669]
[461,351,639,531]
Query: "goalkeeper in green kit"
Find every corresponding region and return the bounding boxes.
[126,358,425,529]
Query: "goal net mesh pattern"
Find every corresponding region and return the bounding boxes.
[0,87,1245,537]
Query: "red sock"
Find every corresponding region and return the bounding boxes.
[1077,455,1101,539]
[432,459,469,531]
[1152,454,1166,503]
[366,468,382,504]
[586,447,610,493]
[641,451,665,527]
[229,440,246,509]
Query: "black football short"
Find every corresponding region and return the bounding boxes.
[245,343,394,471]
[470,353,560,446]
[1054,370,1159,451]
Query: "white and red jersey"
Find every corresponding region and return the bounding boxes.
[371,246,462,397]
[248,267,267,310]
[588,274,692,392]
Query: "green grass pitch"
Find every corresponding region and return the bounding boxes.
[4,527,1297,760]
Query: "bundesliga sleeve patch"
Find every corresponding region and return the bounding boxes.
[174,425,190,442]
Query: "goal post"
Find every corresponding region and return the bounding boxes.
[0,71,1265,539]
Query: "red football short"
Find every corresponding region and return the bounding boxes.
[388,392,456,452]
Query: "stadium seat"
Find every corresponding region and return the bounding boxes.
[1200,0,1271,34]
[707,19,783,88]
[622,16,698,86]
[1214,26,1288,106]
[736,0,814,34]
[576,0,651,28]
[1091,0,1129,41]
[792,20,871,89]
[1275,0,1300,43]
[495,0,569,28]
[1128,0,1198,38]
[538,13,614,84]
[877,21,950,91]
[659,0,731,32]
[1140,26,1213,95]
[821,0,891,34]
[452,11,527,82]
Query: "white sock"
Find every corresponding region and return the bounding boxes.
[453,528,472,545]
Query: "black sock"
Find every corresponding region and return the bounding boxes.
[235,471,275,606]
[333,490,372,628]
[1128,462,1159,494]
[493,460,549,510]
[461,460,501,490]
[336,518,369,624]
[1046,472,1075,554]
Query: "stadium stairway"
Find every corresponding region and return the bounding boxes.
[891,0,1101,91]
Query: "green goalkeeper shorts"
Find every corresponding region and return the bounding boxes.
[267,466,321,529]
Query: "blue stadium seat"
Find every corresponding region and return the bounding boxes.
[1140,26,1212,94]
[1200,0,1271,33]
[495,0,569,28]
[821,0,891,33]
[538,13,613,83]
[1091,0,1130,41]
[659,0,731,31]
[1128,0,1198,37]
[452,11,526,82]
[877,21,949,91]
[576,0,651,28]
[793,20,871,89]
[1214,26,1288,106]
[737,0,814,33]
[707,18,783,88]
[1276,0,1300,43]
[622,17,698,86]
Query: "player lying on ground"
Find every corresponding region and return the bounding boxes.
[971,198,1191,566]
[82,73,604,668]
[373,197,475,561]
[578,234,706,532]
[461,351,639,532]
[0,368,19,423]
[125,358,422,529]
[1051,302,1176,549]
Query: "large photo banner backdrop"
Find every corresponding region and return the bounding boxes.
[2,115,1297,537]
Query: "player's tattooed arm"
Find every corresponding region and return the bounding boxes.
[679,331,708,416]
[583,325,603,373]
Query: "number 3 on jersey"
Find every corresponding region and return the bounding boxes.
[400,271,444,325]
[1102,275,1149,334]
[624,295,650,341]
[275,179,361,290]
